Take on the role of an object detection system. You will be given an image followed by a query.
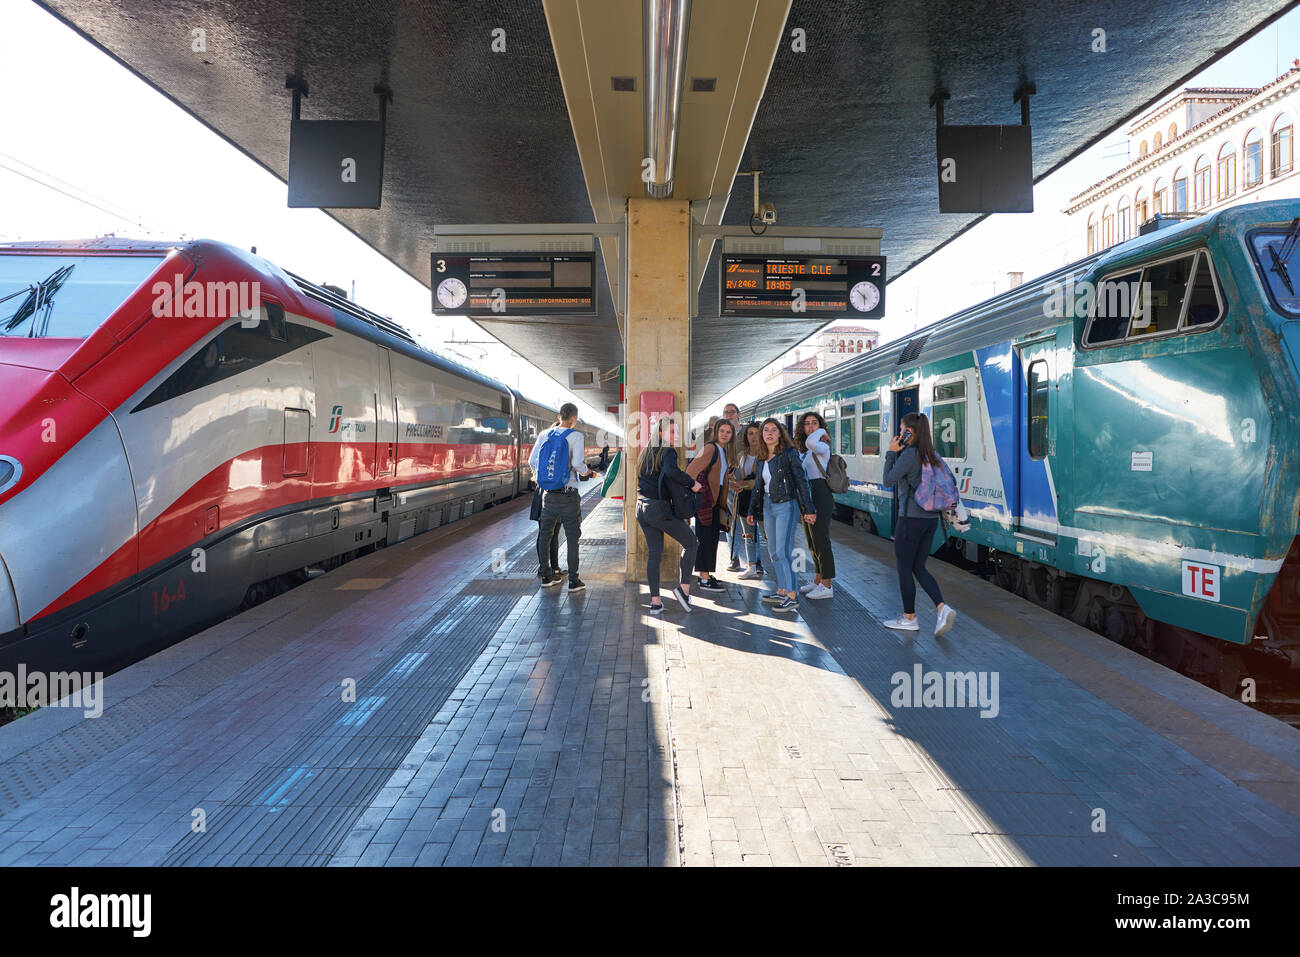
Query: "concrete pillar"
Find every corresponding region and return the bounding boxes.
[623,197,690,583]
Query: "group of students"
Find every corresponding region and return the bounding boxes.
[635,402,958,636]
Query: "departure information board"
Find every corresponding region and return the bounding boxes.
[719,255,886,319]
[431,252,597,317]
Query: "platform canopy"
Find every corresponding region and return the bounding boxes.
[35,0,1294,412]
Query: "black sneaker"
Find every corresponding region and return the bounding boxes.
[672,586,692,611]
[727,558,742,571]
[774,595,799,613]
[540,572,562,588]
[761,592,783,604]
[649,602,664,615]
[698,578,726,592]
[568,579,587,593]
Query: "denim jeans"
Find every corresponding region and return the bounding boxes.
[763,498,798,593]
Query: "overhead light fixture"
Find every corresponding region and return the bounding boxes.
[643,0,691,198]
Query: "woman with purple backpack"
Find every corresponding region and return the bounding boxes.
[881,412,958,637]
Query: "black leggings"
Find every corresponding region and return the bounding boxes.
[803,478,836,579]
[694,504,722,575]
[637,498,698,598]
[894,516,943,615]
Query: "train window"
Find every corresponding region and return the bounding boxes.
[861,397,881,456]
[265,301,287,342]
[131,320,329,413]
[1027,361,1050,459]
[840,405,856,456]
[931,380,967,459]
[1084,269,1142,345]
[1130,254,1195,338]
[1248,227,1300,317]
[1184,253,1223,326]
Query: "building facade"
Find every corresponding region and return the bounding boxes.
[760,323,881,389]
[1064,64,1300,254]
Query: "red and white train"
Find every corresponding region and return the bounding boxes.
[0,238,608,675]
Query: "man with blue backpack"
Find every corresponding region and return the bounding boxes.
[881,412,959,637]
[531,403,597,592]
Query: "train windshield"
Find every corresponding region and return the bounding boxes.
[1249,222,1300,317]
[0,253,163,338]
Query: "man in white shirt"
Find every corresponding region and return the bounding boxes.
[531,403,596,591]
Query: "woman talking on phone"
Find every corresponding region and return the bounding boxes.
[881,412,957,636]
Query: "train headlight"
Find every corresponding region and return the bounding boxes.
[0,456,20,495]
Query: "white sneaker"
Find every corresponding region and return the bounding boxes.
[935,605,957,637]
[739,566,760,580]
[806,584,833,600]
[799,581,819,594]
[883,616,920,631]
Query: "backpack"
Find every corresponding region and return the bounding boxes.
[809,432,850,494]
[824,452,850,494]
[913,457,961,512]
[537,428,575,491]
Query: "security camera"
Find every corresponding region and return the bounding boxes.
[758,202,777,225]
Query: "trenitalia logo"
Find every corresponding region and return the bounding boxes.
[150,273,261,320]
[958,467,974,495]
[727,263,740,272]
[327,404,343,434]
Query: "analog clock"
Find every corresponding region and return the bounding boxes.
[850,280,880,313]
[436,277,468,309]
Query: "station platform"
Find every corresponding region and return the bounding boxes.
[0,483,1297,866]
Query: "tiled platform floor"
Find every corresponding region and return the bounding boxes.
[0,486,1296,866]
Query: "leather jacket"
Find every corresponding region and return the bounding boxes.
[748,446,814,522]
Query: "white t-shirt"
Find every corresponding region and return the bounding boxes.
[762,460,772,489]
[802,428,830,480]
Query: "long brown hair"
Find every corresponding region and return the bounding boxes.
[795,410,828,453]
[711,418,737,469]
[638,415,679,477]
[740,421,763,457]
[756,417,796,460]
[902,412,943,469]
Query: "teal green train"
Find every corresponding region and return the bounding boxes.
[748,199,1300,683]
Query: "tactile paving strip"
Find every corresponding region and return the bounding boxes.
[163,587,527,865]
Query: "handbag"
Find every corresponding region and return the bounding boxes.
[529,486,543,521]
[658,450,698,520]
[694,444,718,525]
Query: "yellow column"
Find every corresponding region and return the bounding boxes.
[624,197,690,583]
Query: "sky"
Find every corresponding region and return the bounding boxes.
[3,0,1299,430]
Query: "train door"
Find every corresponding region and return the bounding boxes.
[1015,338,1057,540]
[890,386,919,528]
[375,346,396,479]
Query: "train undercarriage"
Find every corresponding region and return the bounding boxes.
[849,507,1300,700]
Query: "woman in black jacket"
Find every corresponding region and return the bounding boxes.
[746,418,816,613]
[881,412,957,636]
[636,416,704,613]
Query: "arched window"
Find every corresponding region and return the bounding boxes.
[1154,131,1163,150]
[1172,167,1188,212]
[1117,195,1132,242]
[1153,177,1167,214]
[1134,188,1149,227]
[856,339,863,352]
[1245,128,1264,187]
[1168,122,1178,141]
[1194,155,1211,209]
[838,340,845,353]
[1272,112,1294,177]
[1101,205,1115,247]
[1086,213,1097,254]
[1217,142,1236,199]
[1139,139,1149,156]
